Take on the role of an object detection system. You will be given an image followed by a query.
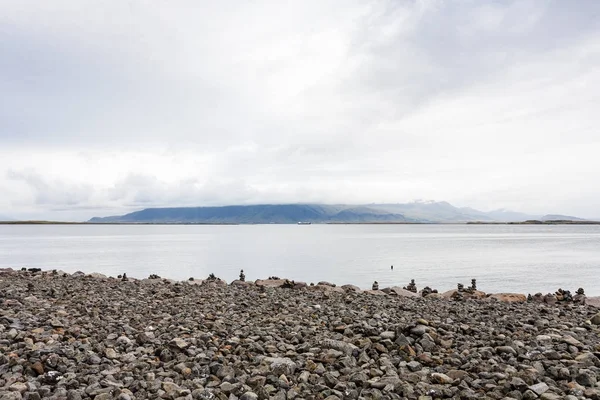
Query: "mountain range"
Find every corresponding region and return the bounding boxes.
[88,201,585,224]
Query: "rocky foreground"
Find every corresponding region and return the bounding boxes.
[1,270,600,400]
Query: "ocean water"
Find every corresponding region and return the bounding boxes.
[1,224,599,295]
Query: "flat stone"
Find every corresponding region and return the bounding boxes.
[529,382,549,396]
[380,331,395,340]
[407,361,422,372]
[488,293,527,303]
[321,339,358,355]
[496,346,517,356]
[170,338,188,349]
[540,393,562,400]
[430,373,453,384]
[8,383,27,393]
[104,348,118,359]
[562,336,583,347]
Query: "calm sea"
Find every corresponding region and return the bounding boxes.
[1,224,599,295]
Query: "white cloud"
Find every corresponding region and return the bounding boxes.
[1,0,599,220]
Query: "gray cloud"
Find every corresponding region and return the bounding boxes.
[1,0,600,220]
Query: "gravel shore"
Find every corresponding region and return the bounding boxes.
[1,269,600,400]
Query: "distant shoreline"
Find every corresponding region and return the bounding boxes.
[2,220,600,225]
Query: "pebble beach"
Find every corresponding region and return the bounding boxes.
[1,269,600,400]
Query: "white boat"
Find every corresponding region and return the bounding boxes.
[297,221,312,225]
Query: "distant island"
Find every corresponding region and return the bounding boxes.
[2,201,593,225]
[84,202,592,224]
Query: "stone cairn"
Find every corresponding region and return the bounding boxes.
[372,281,379,290]
[454,279,477,299]
[282,279,295,289]
[239,269,245,282]
[452,283,466,301]
[469,279,477,291]
[21,267,42,274]
[528,287,586,305]
[148,274,161,279]
[555,288,572,302]
[421,286,438,297]
[403,279,417,293]
[574,288,586,304]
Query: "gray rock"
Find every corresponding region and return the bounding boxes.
[528,382,549,396]
[576,369,597,387]
[407,361,422,372]
[496,346,517,356]
[0,393,23,400]
[265,357,297,375]
[430,373,453,384]
[380,331,395,340]
[321,339,358,355]
[170,337,188,349]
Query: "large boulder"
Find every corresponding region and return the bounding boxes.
[88,272,108,279]
[488,293,527,303]
[312,284,345,293]
[230,280,252,287]
[442,289,486,299]
[587,296,600,308]
[255,279,287,288]
[341,284,362,293]
[202,278,227,286]
[317,281,336,287]
[364,290,387,296]
[386,286,419,297]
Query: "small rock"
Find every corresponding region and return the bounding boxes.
[170,338,188,349]
[496,346,517,356]
[529,382,549,396]
[576,369,597,387]
[266,357,297,375]
[9,383,27,394]
[104,348,118,359]
[430,373,453,384]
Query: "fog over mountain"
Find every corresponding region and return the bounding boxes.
[1,1,600,221]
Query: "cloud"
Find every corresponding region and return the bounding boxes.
[7,169,94,206]
[1,0,600,219]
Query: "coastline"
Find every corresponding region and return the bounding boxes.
[1,268,600,399]
[3,220,600,225]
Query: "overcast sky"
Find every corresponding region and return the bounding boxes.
[1,0,599,221]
